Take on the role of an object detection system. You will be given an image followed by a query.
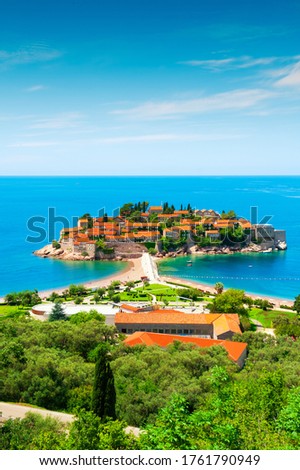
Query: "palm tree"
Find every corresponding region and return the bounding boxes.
[214,282,224,295]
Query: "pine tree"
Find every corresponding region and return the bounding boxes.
[48,302,67,322]
[92,344,116,420]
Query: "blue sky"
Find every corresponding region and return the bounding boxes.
[1,0,300,175]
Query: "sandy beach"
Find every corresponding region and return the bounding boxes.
[0,255,294,308]
[37,257,145,300]
[159,274,294,308]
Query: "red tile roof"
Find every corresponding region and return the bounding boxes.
[124,332,247,364]
[115,310,241,337]
[213,314,241,337]
[120,304,141,312]
[116,310,237,326]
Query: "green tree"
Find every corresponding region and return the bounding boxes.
[5,290,41,307]
[52,240,61,249]
[92,345,116,420]
[214,282,224,295]
[68,310,105,324]
[48,292,61,302]
[177,288,200,301]
[293,294,300,315]
[95,287,106,298]
[120,202,134,216]
[112,294,121,304]
[110,281,121,288]
[277,387,300,438]
[209,288,249,317]
[69,284,87,297]
[49,303,67,322]
[125,281,135,292]
[67,411,137,450]
[140,395,196,450]
[0,413,67,450]
[273,316,300,338]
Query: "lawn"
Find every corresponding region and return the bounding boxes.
[249,307,297,328]
[119,292,151,302]
[0,305,29,319]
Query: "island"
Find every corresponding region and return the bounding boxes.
[34,201,287,261]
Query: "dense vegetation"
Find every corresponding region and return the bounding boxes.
[1,285,300,450]
[1,310,300,450]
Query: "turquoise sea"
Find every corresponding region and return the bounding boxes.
[0,176,299,299]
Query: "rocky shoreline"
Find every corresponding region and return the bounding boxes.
[156,243,279,258]
[33,242,144,262]
[35,241,284,263]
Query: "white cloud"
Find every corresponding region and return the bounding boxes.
[112,89,273,120]
[25,85,47,92]
[179,55,300,71]
[7,141,59,148]
[275,62,300,87]
[0,44,62,67]
[179,58,235,69]
[92,133,245,144]
[29,112,85,130]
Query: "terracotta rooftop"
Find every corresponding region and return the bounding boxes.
[213,314,241,337]
[120,304,141,312]
[115,310,239,326]
[124,332,247,364]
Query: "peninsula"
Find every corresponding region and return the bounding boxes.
[34,201,287,262]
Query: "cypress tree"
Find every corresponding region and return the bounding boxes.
[48,302,67,322]
[92,344,116,420]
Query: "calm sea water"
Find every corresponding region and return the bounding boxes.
[0,176,299,299]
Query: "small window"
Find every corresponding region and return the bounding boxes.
[183,329,189,335]
[165,329,170,334]
[159,329,164,333]
[171,329,176,334]
[152,328,158,333]
[121,328,127,333]
[128,329,133,334]
[177,329,182,334]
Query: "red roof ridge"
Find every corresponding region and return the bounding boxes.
[124,332,247,364]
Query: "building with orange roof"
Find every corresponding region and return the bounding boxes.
[173,210,189,215]
[115,309,241,340]
[149,205,163,214]
[124,332,247,367]
[214,219,236,229]
[157,213,179,219]
[205,229,220,240]
[194,209,220,220]
[77,218,89,230]
[163,225,192,239]
[120,303,155,313]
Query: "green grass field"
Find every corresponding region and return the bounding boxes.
[249,307,297,328]
[0,305,29,319]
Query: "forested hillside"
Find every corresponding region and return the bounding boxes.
[1,314,300,449]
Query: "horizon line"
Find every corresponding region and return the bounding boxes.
[0,174,299,178]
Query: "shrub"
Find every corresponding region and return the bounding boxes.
[52,240,61,249]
